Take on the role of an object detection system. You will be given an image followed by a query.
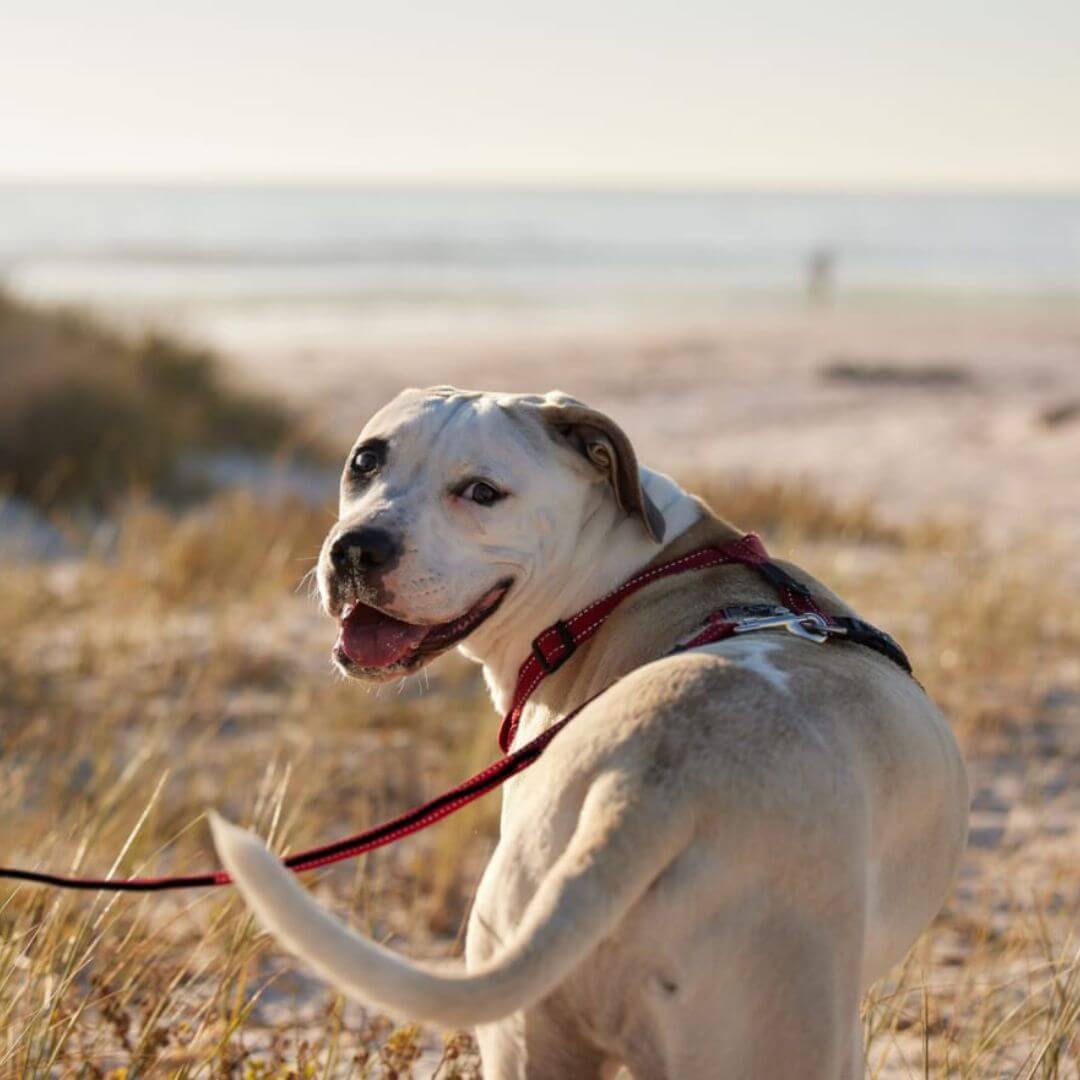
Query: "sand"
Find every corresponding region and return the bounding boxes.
[228,300,1080,546]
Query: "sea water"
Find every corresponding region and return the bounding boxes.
[1,184,1077,349]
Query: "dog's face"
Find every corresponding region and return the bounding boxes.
[319,387,664,682]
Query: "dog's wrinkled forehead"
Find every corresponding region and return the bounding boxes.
[361,388,498,445]
[343,385,666,541]
[350,388,548,479]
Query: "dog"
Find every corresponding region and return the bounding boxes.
[211,387,969,1079]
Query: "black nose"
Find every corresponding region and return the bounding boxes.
[330,527,399,571]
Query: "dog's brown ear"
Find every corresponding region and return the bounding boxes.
[537,393,665,543]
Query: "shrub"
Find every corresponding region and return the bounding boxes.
[0,290,315,507]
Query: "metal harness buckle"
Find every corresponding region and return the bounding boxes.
[731,611,832,644]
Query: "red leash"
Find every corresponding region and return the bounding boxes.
[498,534,777,750]
[0,534,910,893]
[0,704,583,892]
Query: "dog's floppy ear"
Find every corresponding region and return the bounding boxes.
[537,393,665,543]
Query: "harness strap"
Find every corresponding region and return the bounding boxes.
[497,532,913,750]
[831,616,911,673]
[0,533,911,893]
[498,535,774,750]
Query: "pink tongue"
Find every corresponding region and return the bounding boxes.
[340,605,430,667]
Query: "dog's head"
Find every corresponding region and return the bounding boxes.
[319,387,665,681]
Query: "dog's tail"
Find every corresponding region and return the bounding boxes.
[210,773,688,1028]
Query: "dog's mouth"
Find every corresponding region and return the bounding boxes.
[333,581,511,674]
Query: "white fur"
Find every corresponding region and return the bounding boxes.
[640,465,702,543]
[693,635,793,695]
[314,389,700,711]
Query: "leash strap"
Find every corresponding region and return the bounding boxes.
[0,702,588,892]
[0,533,910,894]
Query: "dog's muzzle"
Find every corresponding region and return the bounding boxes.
[334,582,512,672]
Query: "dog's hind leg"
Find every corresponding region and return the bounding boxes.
[475,1006,611,1080]
[631,897,866,1080]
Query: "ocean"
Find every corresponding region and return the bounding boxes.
[1,184,1078,350]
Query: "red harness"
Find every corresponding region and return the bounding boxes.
[0,533,910,893]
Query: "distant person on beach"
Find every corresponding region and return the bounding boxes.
[807,245,836,305]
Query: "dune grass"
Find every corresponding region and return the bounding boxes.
[0,291,324,508]
[0,481,1077,1077]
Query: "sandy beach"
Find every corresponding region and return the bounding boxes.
[2,289,1077,1075]
[230,300,1080,546]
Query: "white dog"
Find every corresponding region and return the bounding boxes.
[212,387,968,1079]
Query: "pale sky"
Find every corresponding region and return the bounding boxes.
[2,0,1079,189]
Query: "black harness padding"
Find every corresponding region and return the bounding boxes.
[828,616,913,674]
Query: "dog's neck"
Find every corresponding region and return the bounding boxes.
[460,467,702,713]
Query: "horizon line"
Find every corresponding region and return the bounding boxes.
[2,175,1079,198]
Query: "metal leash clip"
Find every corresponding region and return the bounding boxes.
[731,611,832,644]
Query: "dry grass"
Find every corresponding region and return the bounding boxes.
[0,291,324,508]
[0,480,1077,1077]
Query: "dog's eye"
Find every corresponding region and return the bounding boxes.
[460,480,503,507]
[351,449,380,476]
